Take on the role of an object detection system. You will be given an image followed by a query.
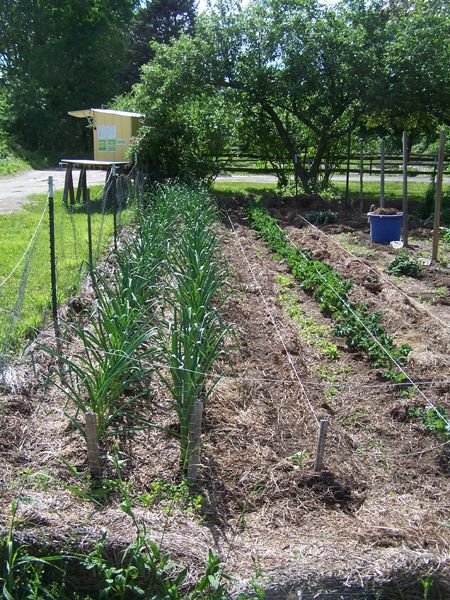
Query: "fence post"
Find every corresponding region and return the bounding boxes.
[432,131,446,262]
[187,399,204,484]
[402,131,409,246]
[380,139,385,208]
[344,131,351,211]
[48,177,62,354]
[86,189,93,271]
[314,420,329,473]
[112,164,118,251]
[359,138,364,214]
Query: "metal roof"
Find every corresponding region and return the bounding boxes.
[68,108,143,118]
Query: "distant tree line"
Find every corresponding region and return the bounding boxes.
[123,0,450,192]
[1,0,449,192]
[0,0,197,158]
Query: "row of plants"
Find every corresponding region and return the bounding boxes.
[246,200,411,381]
[55,184,228,471]
[5,185,234,597]
[1,497,241,600]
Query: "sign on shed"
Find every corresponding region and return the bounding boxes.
[68,108,142,162]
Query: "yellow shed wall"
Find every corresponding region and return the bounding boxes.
[92,111,137,161]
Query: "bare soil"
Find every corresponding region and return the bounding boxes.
[0,195,449,597]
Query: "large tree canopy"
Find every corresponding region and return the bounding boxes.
[128,0,450,191]
[122,0,197,87]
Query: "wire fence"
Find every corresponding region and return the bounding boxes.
[0,169,136,372]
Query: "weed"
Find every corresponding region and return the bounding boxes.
[276,275,340,359]
[408,406,450,439]
[286,450,310,468]
[139,479,204,514]
[387,251,421,278]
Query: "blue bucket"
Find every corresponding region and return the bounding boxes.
[368,212,403,244]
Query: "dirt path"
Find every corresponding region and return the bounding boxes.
[0,168,109,213]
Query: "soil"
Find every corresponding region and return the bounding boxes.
[0,194,449,597]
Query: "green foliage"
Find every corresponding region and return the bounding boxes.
[304,211,337,225]
[408,406,450,439]
[277,275,340,359]
[441,227,450,244]
[122,0,197,87]
[0,0,134,154]
[140,479,204,513]
[247,200,411,379]
[155,186,229,471]
[387,251,421,278]
[52,267,157,440]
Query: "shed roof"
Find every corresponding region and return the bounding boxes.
[68,108,143,119]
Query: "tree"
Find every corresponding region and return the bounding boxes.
[122,0,197,87]
[0,0,135,154]
[129,34,240,182]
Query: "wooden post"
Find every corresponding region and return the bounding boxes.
[187,400,204,484]
[344,131,351,210]
[432,131,446,262]
[359,138,364,214]
[402,131,409,246]
[74,168,87,205]
[85,412,101,479]
[62,165,75,207]
[314,419,329,473]
[380,139,385,208]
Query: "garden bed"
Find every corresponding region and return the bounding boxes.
[0,191,449,598]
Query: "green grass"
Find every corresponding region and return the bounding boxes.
[212,178,439,209]
[332,180,433,207]
[0,185,133,352]
[0,155,29,176]
[212,181,277,196]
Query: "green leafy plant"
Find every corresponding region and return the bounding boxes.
[247,200,411,380]
[387,251,421,278]
[304,210,337,225]
[408,406,450,439]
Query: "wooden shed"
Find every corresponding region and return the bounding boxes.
[68,108,142,162]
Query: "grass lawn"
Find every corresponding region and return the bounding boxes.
[0,185,134,353]
[212,178,441,212]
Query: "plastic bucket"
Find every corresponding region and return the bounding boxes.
[368,212,403,244]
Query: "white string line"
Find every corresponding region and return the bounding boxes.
[3,306,450,392]
[274,218,450,429]
[225,209,320,426]
[0,200,48,291]
[292,209,449,329]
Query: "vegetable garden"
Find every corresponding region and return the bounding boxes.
[0,182,449,598]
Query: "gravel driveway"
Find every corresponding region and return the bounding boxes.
[1,168,443,214]
[0,168,109,214]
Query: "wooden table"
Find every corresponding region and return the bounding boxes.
[59,159,130,206]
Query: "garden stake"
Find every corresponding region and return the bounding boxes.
[432,131,446,262]
[314,419,329,473]
[85,412,102,479]
[187,399,204,484]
